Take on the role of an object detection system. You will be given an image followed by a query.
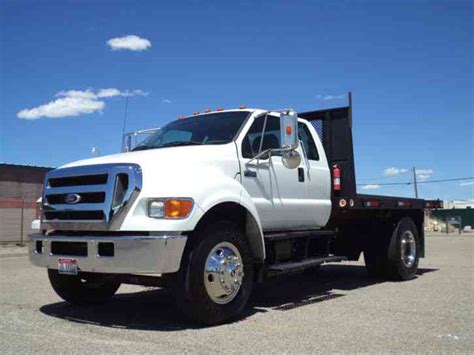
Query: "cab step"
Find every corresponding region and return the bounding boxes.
[268,255,346,272]
[264,229,335,242]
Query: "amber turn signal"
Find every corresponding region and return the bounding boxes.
[165,199,193,218]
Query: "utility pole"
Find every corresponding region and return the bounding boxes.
[413,166,418,198]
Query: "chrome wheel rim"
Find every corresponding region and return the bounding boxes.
[400,231,416,268]
[204,242,244,304]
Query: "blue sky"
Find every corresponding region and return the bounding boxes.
[1,0,472,200]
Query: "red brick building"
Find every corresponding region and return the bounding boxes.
[0,164,53,242]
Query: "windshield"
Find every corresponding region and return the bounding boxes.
[133,111,250,151]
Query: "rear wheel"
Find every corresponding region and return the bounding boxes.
[386,217,420,280]
[364,217,419,280]
[171,220,254,325]
[48,270,120,305]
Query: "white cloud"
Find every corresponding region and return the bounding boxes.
[316,94,345,101]
[56,89,97,100]
[17,96,104,119]
[107,35,151,51]
[96,88,122,98]
[361,184,381,190]
[383,167,433,179]
[97,88,148,98]
[125,89,149,97]
[415,169,434,180]
[17,88,148,120]
[384,167,408,176]
[460,181,474,186]
[161,98,172,104]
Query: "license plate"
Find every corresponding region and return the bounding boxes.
[58,258,78,275]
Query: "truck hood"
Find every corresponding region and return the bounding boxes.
[45,142,246,234]
[61,144,238,171]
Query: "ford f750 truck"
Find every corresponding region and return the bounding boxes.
[29,94,430,325]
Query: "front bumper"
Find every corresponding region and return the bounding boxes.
[28,234,187,274]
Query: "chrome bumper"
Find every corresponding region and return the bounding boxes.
[28,234,187,274]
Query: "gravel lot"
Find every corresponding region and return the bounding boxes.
[0,235,472,353]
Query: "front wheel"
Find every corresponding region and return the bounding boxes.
[171,220,254,325]
[48,269,121,305]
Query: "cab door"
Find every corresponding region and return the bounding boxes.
[237,114,310,231]
[297,120,332,227]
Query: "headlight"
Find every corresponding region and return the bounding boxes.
[147,198,194,219]
[148,200,165,218]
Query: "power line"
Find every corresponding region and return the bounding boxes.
[417,177,474,184]
[357,177,474,186]
[357,175,399,182]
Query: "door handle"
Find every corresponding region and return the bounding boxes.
[244,170,257,178]
[298,167,305,182]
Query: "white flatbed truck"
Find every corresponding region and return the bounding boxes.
[29,95,432,325]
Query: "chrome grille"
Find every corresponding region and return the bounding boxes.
[48,173,108,187]
[45,192,106,205]
[41,164,142,231]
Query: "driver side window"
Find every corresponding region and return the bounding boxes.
[298,123,319,161]
[242,115,281,159]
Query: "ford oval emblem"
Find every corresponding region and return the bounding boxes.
[64,193,81,204]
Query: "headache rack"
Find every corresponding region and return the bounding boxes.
[299,93,357,199]
[299,93,426,214]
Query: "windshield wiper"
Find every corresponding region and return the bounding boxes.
[204,140,229,145]
[160,141,203,148]
[132,145,154,152]
[133,140,225,151]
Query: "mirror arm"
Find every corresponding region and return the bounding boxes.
[245,147,290,167]
[256,113,269,166]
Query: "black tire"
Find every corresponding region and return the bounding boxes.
[171,220,254,325]
[364,217,419,281]
[48,269,120,305]
[386,217,420,280]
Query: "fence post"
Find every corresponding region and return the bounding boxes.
[20,194,26,245]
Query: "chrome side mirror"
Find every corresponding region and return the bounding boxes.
[280,110,299,169]
[280,110,298,150]
[282,150,301,169]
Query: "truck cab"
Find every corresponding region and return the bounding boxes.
[30,101,426,325]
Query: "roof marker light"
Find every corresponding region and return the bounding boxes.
[239,105,246,109]
[216,107,224,111]
[193,111,200,116]
[204,108,211,113]
[178,115,185,120]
